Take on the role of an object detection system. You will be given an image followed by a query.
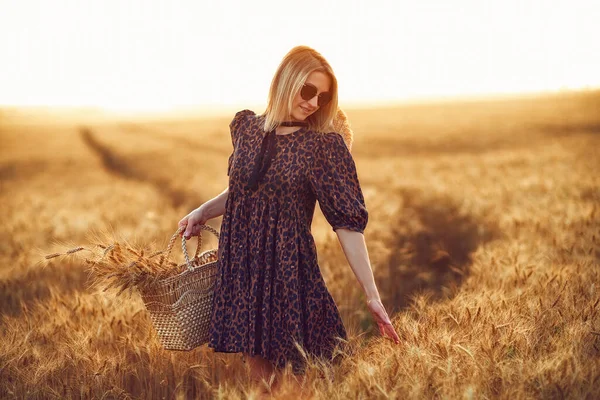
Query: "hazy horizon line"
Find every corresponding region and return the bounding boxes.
[2,86,598,120]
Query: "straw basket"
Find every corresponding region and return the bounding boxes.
[139,225,219,351]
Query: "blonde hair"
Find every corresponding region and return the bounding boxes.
[262,46,339,134]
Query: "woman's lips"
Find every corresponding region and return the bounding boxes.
[301,106,312,114]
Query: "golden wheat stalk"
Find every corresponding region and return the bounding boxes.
[44,238,187,296]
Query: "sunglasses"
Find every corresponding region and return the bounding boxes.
[300,83,332,107]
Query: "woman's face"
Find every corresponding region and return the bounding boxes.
[289,71,332,121]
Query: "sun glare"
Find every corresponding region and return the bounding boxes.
[0,0,598,112]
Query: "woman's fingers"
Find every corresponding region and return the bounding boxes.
[376,319,400,344]
[178,214,190,237]
[183,219,204,239]
[380,322,400,344]
[368,299,401,344]
[183,219,195,239]
[179,208,208,239]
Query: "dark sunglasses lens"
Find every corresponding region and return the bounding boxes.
[318,92,332,106]
[300,84,317,101]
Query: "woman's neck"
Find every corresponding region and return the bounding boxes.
[275,126,302,136]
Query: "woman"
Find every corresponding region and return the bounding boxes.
[178,45,399,389]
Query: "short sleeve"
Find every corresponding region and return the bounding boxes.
[227,109,255,176]
[308,132,369,233]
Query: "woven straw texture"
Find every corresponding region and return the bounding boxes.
[139,225,219,351]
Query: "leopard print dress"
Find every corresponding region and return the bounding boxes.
[208,109,368,374]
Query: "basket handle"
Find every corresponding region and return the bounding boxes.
[159,225,220,271]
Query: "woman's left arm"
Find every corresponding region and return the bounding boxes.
[336,228,401,344]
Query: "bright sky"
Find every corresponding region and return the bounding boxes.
[0,0,598,112]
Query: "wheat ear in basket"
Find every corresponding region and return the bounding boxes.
[139,225,219,351]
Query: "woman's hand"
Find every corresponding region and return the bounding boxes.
[367,298,400,344]
[178,206,209,240]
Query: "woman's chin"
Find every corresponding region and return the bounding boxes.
[291,113,307,121]
[294,109,314,121]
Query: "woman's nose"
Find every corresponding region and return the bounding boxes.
[307,95,319,109]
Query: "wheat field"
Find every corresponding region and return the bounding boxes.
[1,90,599,399]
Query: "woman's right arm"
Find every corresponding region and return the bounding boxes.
[179,186,229,239]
